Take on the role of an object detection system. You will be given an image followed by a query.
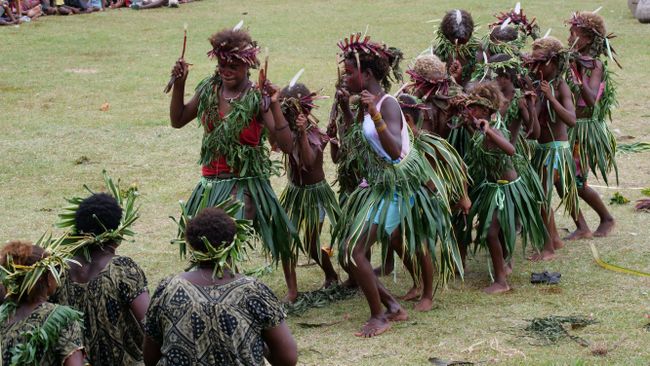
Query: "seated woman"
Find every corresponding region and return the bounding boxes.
[143,206,298,366]
[51,192,150,366]
[1,240,86,366]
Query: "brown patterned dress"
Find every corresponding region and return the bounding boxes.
[51,255,148,366]
[1,302,85,365]
[144,275,286,366]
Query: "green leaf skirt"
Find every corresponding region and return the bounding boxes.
[179,176,299,262]
[279,179,341,260]
[569,118,618,186]
[531,141,580,216]
[468,175,547,259]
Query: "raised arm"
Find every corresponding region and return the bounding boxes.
[475,118,515,156]
[170,58,199,128]
[540,80,576,128]
[362,91,402,160]
[295,114,317,169]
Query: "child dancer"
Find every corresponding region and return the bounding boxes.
[277,81,341,302]
[523,36,578,261]
[564,10,618,239]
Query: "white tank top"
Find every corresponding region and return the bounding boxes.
[362,94,411,163]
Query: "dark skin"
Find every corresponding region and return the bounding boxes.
[565,25,616,240]
[169,56,293,220]
[5,274,86,366]
[338,58,410,336]
[142,265,298,366]
[67,242,150,324]
[496,74,541,142]
[528,49,577,261]
[170,55,301,303]
[467,105,517,294]
[411,82,472,271]
[278,113,338,302]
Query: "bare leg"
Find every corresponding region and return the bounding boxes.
[530,170,560,261]
[348,226,395,337]
[373,245,395,276]
[307,223,338,287]
[484,214,510,294]
[414,250,434,311]
[579,183,615,237]
[281,258,298,303]
[393,238,421,301]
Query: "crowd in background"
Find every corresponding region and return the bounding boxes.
[0,0,197,25]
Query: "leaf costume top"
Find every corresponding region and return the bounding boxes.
[195,74,278,178]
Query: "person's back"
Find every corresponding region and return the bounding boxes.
[50,192,149,366]
[53,254,148,365]
[143,206,297,366]
[145,275,285,365]
[1,302,84,366]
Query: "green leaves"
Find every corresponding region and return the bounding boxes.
[609,192,630,205]
[55,170,140,261]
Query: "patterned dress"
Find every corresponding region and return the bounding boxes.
[1,302,85,365]
[51,255,149,366]
[144,275,286,366]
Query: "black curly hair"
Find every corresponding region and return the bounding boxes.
[490,26,519,43]
[185,207,237,253]
[344,47,404,91]
[75,193,122,236]
[488,53,519,84]
[440,9,474,44]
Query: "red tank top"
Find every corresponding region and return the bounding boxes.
[201,111,263,176]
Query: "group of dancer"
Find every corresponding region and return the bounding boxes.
[166,4,620,339]
[1,3,622,365]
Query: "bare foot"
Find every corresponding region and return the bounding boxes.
[564,229,592,241]
[483,281,510,294]
[397,286,421,301]
[414,297,433,312]
[528,249,556,262]
[385,307,409,322]
[354,316,391,338]
[283,291,298,304]
[593,219,615,237]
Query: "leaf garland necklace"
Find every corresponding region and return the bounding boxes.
[196,73,279,178]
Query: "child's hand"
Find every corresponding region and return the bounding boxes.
[296,114,308,134]
[472,117,489,132]
[336,87,351,108]
[326,118,337,138]
[171,58,189,82]
[449,60,462,82]
[360,90,378,117]
[540,81,555,101]
[266,82,281,103]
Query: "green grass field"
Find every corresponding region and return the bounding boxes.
[2,0,650,364]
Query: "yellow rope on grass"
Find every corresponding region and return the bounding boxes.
[589,243,650,277]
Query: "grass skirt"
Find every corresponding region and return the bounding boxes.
[531,141,580,216]
[468,176,547,258]
[280,179,341,260]
[333,135,462,281]
[180,176,298,261]
[569,117,618,185]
